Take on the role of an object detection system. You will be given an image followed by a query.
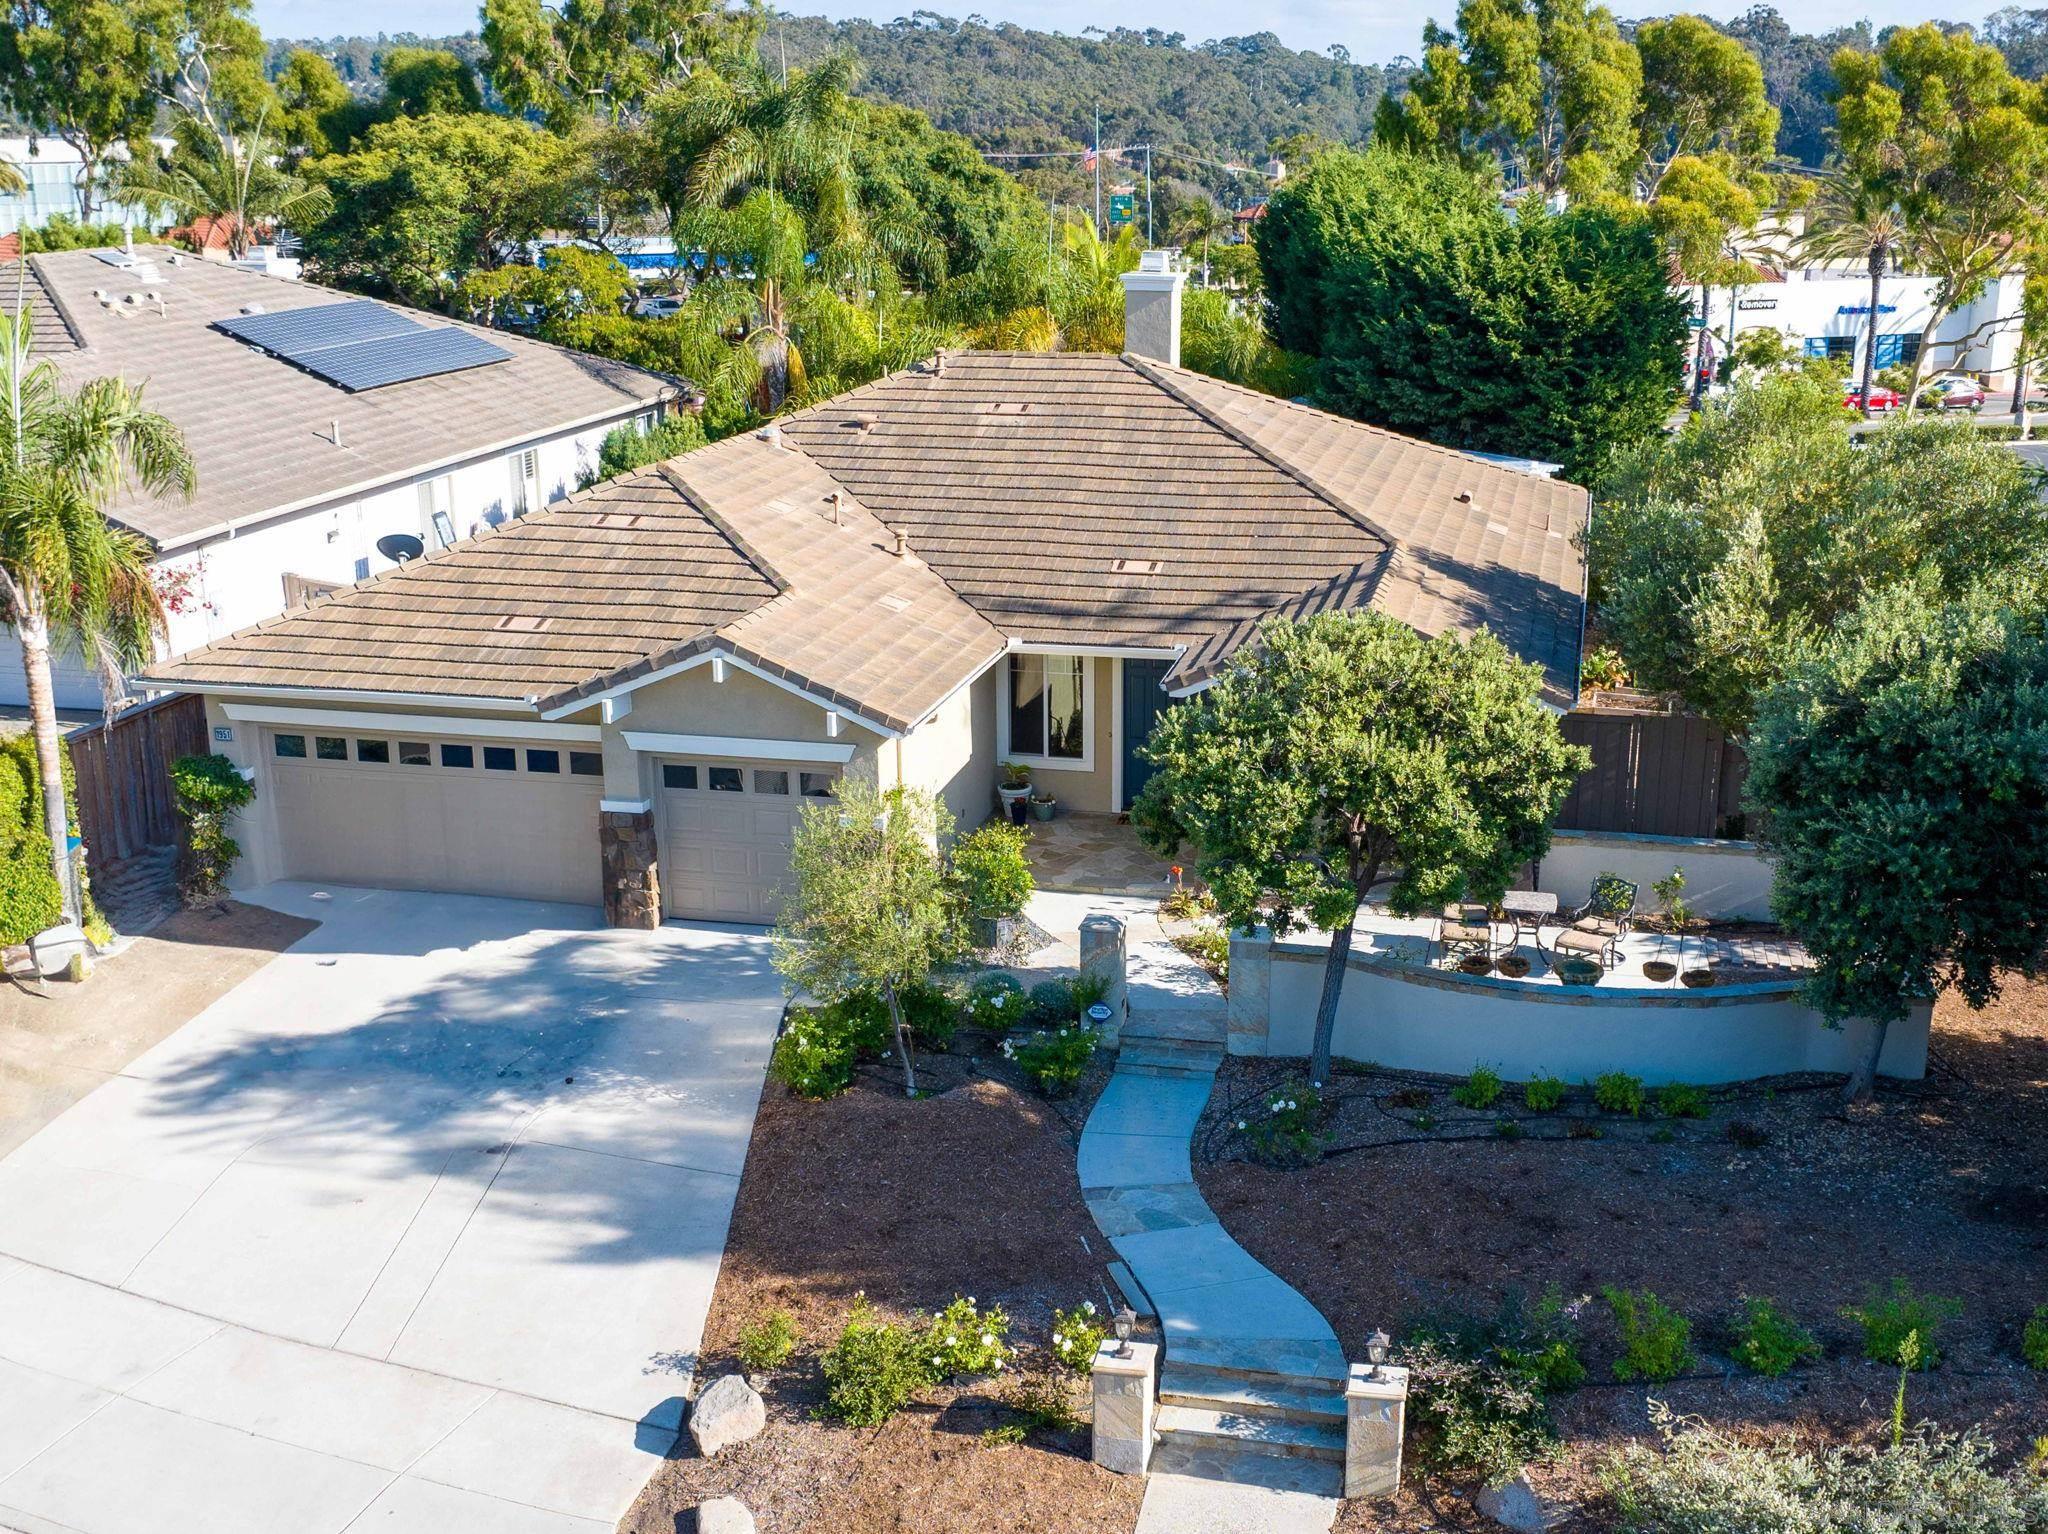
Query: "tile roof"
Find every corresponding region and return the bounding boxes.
[22,247,676,550]
[0,256,84,352]
[143,348,1588,724]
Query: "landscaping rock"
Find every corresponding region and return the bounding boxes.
[695,1496,756,1534]
[688,1374,765,1457]
[1476,1472,1561,1532]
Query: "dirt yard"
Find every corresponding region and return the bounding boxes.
[0,900,318,1156]
[1197,980,2048,1529]
[619,1038,1146,1534]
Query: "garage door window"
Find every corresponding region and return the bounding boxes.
[315,736,347,761]
[800,772,838,798]
[662,763,697,789]
[483,746,517,772]
[708,767,744,792]
[399,741,431,766]
[440,744,475,769]
[569,751,602,777]
[527,749,560,774]
[356,739,390,764]
[274,733,307,758]
[753,769,789,795]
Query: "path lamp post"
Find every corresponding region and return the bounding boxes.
[1364,1327,1392,1380]
[1112,1306,1137,1359]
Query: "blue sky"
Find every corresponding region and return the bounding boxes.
[253,0,2013,69]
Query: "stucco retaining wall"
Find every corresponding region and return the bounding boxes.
[1533,830,1775,922]
[1228,930,1930,1085]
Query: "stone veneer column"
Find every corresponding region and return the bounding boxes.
[1079,913,1127,1045]
[1090,1339,1157,1474]
[599,806,660,930]
[1344,1363,1410,1498]
[1226,925,1273,1056]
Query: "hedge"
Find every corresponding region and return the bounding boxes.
[0,733,82,944]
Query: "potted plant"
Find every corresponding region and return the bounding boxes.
[952,822,1034,949]
[1556,956,1602,987]
[1496,952,1531,979]
[1030,789,1057,822]
[1642,931,1678,984]
[998,762,1032,824]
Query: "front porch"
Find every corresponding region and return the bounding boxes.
[1023,812,1181,897]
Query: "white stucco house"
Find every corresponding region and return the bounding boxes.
[137,257,1589,930]
[1,244,680,709]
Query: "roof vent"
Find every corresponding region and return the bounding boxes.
[594,512,643,529]
[828,490,846,527]
[1455,490,1476,504]
[1111,557,1164,576]
[240,303,265,316]
[986,402,1030,416]
[494,614,551,633]
[892,528,911,558]
[933,352,946,377]
[847,413,878,434]
[877,592,912,613]
[756,422,785,450]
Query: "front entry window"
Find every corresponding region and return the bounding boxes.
[1008,654,1086,761]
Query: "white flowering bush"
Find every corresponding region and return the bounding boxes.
[921,1296,1013,1379]
[1239,1078,1328,1165]
[1002,1022,1100,1096]
[1050,1301,1106,1375]
[767,1004,864,1099]
[963,971,1025,1031]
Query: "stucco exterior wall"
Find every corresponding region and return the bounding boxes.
[1533,831,1775,922]
[898,668,998,832]
[1229,930,1930,1086]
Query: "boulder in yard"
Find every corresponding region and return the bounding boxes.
[688,1374,765,1457]
[1476,1472,1562,1533]
[695,1496,755,1534]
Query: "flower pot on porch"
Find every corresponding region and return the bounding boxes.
[1031,797,1057,822]
[1556,957,1602,987]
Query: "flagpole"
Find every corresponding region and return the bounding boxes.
[1094,109,1102,236]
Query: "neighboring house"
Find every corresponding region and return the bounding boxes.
[139,254,1588,929]
[0,137,164,237]
[0,244,679,708]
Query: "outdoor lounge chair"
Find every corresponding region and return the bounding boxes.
[1548,877,1638,968]
[1438,903,1496,966]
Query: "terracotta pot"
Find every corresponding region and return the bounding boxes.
[1496,955,1531,979]
[1642,961,1678,983]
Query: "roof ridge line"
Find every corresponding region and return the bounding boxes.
[655,458,792,595]
[17,254,85,350]
[1120,353,1405,550]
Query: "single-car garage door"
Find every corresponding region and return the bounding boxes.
[658,757,838,922]
[265,726,604,905]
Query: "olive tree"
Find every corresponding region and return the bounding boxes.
[1133,612,1589,1085]
[772,774,962,1097]
[1747,585,2048,1103]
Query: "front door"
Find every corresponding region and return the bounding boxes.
[1121,658,1173,810]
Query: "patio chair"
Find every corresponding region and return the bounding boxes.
[1437,903,1496,966]
[1549,876,1638,968]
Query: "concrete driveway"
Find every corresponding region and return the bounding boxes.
[0,884,785,1534]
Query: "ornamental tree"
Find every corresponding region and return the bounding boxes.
[1132,612,1588,1086]
[772,775,962,1097]
[1746,586,2048,1103]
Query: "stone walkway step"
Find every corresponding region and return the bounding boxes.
[1116,1039,1223,1071]
[1158,1365,1346,1426]
[1139,1438,1345,1532]
[1123,1008,1228,1046]
[1155,1403,1347,1464]
[1163,1335,1351,1391]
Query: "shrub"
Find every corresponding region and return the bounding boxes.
[897,977,960,1049]
[962,971,1024,1030]
[1524,1074,1566,1112]
[169,753,256,905]
[828,990,894,1055]
[921,1295,1012,1379]
[1843,1280,1961,1368]
[1652,866,1695,928]
[1731,1298,1821,1377]
[1024,976,1078,1025]
[1495,1286,1590,1391]
[820,1299,933,1426]
[1173,927,1230,982]
[1236,1079,1327,1166]
[1004,1369,1084,1437]
[736,1308,797,1373]
[953,821,1034,918]
[0,735,63,944]
[594,412,707,479]
[1497,1117,1523,1139]
[768,1004,863,1098]
[2024,1305,2048,1370]
[1605,1287,1695,1383]
[1070,970,1112,1013]
[1161,884,1215,921]
[1003,1021,1100,1095]
[1603,1408,2048,1533]
[1454,1066,1505,1110]
[1656,1083,1711,1119]
[1594,1071,1646,1116]
[1567,1120,1603,1140]
[1050,1301,1106,1375]
[1402,1290,1585,1487]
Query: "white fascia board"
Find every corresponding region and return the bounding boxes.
[545,643,904,739]
[1164,676,1215,699]
[1003,638,1186,660]
[221,702,600,742]
[622,731,857,765]
[147,680,539,711]
[539,652,716,719]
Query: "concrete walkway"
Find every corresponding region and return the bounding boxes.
[1071,907,1344,1534]
[0,884,784,1534]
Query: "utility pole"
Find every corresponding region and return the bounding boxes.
[1145,145,1153,244]
[1094,109,1102,235]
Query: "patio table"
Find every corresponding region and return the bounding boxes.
[1499,890,1558,953]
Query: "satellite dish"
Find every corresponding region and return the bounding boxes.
[376,533,425,565]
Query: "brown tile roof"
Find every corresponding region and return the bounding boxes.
[144,348,1587,723]
[27,246,675,551]
[0,256,84,352]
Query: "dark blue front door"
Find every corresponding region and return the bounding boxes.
[1121,658,1174,810]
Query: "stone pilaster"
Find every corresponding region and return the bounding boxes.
[1090,1339,1156,1474]
[1226,924,1273,1056]
[1344,1363,1409,1499]
[600,807,660,930]
[1079,913,1127,1045]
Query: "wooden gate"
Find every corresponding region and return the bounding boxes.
[66,691,207,864]
[1556,710,1748,840]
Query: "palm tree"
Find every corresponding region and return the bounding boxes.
[1796,167,1912,418]
[1170,197,1233,288]
[1054,216,1144,351]
[0,299,194,923]
[115,104,332,260]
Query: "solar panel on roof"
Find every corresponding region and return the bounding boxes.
[216,300,423,356]
[304,328,514,392]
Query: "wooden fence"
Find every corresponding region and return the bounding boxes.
[1555,709,1748,841]
[67,691,207,864]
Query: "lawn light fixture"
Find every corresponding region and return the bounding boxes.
[1113,1305,1137,1359]
[1365,1327,1392,1379]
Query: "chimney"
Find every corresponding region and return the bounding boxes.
[1120,250,1186,368]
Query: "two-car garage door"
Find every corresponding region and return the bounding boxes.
[265,726,605,905]
[657,757,837,923]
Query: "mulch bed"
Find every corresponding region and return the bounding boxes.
[1196,979,2048,1530]
[619,1035,1146,1534]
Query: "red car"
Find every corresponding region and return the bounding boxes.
[1844,385,1902,413]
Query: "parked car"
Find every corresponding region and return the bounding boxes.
[631,293,688,319]
[1844,384,1902,413]
[1921,373,1986,410]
